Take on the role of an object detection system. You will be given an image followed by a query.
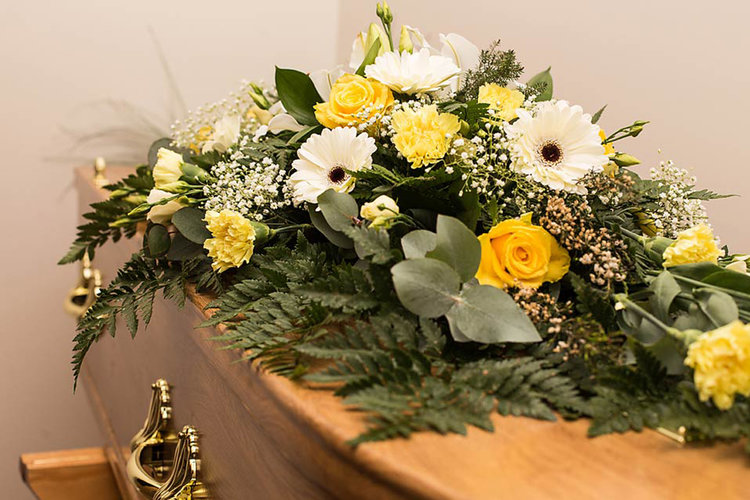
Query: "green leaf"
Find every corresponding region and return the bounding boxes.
[172,207,211,244]
[287,124,322,145]
[694,289,739,327]
[391,258,461,318]
[446,284,541,343]
[401,230,437,259]
[591,105,607,124]
[167,233,204,261]
[308,206,354,249]
[275,67,323,126]
[146,224,170,257]
[426,215,481,283]
[649,271,681,322]
[317,189,359,232]
[526,67,553,101]
[355,38,381,76]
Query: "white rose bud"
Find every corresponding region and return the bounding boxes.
[727,258,749,274]
[146,189,186,225]
[153,148,185,192]
[360,195,399,228]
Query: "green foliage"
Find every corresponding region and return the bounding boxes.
[526,67,553,101]
[59,166,153,264]
[274,67,323,126]
[457,40,524,101]
[72,253,221,388]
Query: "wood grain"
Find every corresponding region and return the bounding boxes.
[20,447,121,500]
[77,166,750,500]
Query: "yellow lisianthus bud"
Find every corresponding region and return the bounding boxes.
[361,195,399,228]
[391,105,461,169]
[399,25,414,53]
[663,224,721,268]
[476,213,570,289]
[685,320,750,410]
[477,83,525,122]
[366,23,388,56]
[203,209,256,273]
[246,104,273,126]
[314,74,394,129]
[153,148,185,192]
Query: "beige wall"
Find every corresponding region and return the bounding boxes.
[0,1,748,498]
[0,1,338,498]
[339,0,750,250]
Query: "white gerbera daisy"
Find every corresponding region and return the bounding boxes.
[505,101,608,194]
[289,127,376,205]
[365,48,460,95]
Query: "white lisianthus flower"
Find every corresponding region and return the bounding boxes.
[266,101,305,134]
[202,114,241,153]
[153,148,185,192]
[146,189,186,225]
[505,100,608,194]
[361,195,400,228]
[289,127,376,205]
[365,48,460,95]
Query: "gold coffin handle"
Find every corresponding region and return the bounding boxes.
[126,379,179,498]
[63,254,102,318]
[154,426,210,500]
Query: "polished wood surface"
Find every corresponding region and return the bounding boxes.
[78,166,750,500]
[20,447,121,500]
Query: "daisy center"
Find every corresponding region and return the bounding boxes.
[328,165,349,184]
[538,140,564,167]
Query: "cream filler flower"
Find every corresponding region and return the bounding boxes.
[145,189,187,225]
[202,114,241,153]
[365,48,460,95]
[505,100,608,194]
[361,195,399,228]
[153,148,186,192]
[289,127,377,205]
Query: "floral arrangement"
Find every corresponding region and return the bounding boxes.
[62,3,750,449]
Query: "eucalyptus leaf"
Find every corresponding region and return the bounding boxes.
[694,288,739,327]
[446,284,541,343]
[649,271,681,322]
[426,215,481,283]
[172,207,211,244]
[166,233,204,261]
[146,224,170,257]
[391,258,461,318]
[308,206,353,249]
[275,67,323,126]
[526,67,553,101]
[591,105,607,124]
[401,230,437,259]
[318,189,359,232]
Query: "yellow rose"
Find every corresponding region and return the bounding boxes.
[360,195,399,228]
[685,320,750,410]
[663,224,721,268]
[477,83,525,121]
[391,104,461,169]
[476,213,570,289]
[203,209,256,273]
[314,74,394,129]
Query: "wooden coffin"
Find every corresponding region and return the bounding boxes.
[75,165,750,500]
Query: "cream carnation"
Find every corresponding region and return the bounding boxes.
[203,209,256,273]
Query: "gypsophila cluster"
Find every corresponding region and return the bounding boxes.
[203,143,291,221]
[171,80,272,152]
[647,160,709,238]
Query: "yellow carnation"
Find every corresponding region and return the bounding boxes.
[476,213,570,289]
[203,210,256,273]
[685,320,750,410]
[391,105,460,169]
[477,83,524,121]
[663,224,721,268]
[314,74,394,129]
